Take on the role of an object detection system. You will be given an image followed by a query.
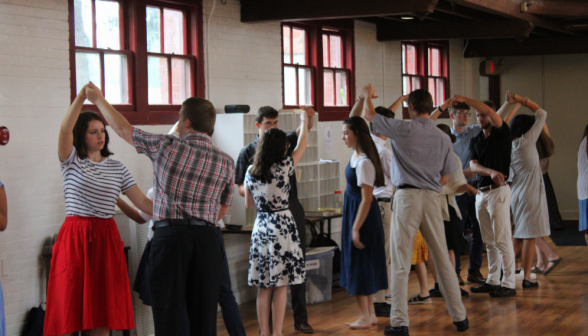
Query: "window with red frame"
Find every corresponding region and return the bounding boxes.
[73,0,132,105]
[401,41,449,113]
[282,25,313,107]
[146,5,194,105]
[69,0,204,124]
[322,32,349,107]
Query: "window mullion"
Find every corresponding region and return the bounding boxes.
[289,26,294,64]
[160,7,165,53]
[100,51,105,95]
[167,55,172,104]
[92,0,97,48]
[295,64,299,106]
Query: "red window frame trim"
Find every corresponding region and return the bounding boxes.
[68,0,205,125]
[282,23,315,109]
[401,41,450,119]
[322,32,351,108]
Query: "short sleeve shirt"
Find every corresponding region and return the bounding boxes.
[235,130,299,201]
[469,122,513,189]
[451,125,482,172]
[61,147,136,218]
[350,152,376,187]
[372,114,455,193]
[133,128,235,223]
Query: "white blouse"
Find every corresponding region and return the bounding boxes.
[350,152,376,187]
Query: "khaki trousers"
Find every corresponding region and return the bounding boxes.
[373,200,392,303]
[389,189,467,327]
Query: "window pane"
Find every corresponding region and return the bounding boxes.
[329,35,342,68]
[323,70,334,106]
[148,56,169,104]
[283,26,291,64]
[96,0,121,50]
[104,54,128,104]
[146,7,161,53]
[74,0,93,47]
[292,28,306,65]
[298,68,312,106]
[428,78,436,106]
[412,77,421,90]
[164,9,184,54]
[335,71,347,106]
[404,44,417,75]
[76,52,101,103]
[402,76,410,107]
[284,66,297,106]
[171,58,191,104]
[322,34,329,67]
[429,47,441,76]
[436,78,445,106]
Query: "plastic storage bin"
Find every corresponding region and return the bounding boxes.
[300,247,336,305]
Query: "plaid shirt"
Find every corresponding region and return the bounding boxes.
[235,130,299,201]
[133,128,235,223]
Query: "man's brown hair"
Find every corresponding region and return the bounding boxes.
[407,89,434,115]
[181,97,216,137]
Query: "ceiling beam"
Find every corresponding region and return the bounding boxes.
[464,37,588,57]
[240,0,438,23]
[377,20,534,41]
[525,1,588,17]
[450,0,578,35]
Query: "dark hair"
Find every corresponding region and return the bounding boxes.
[343,117,385,187]
[256,106,279,124]
[249,128,289,181]
[583,124,588,141]
[407,89,434,115]
[510,114,536,139]
[370,106,396,133]
[73,112,113,160]
[449,102,470,115]
[437,124,456,143]
[182,97,216,136]
[536,130,554,159]
[483,100,496,110]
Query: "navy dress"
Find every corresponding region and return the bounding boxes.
[340,158,388,296]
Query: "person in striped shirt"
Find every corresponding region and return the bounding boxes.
[44,85,153,336]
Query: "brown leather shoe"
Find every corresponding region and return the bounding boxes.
[467,270,486,284]
[295,322,314,334]
[457,273,465,286]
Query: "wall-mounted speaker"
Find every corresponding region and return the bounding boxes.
[225,105,250,113]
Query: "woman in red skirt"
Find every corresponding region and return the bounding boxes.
[45,85,153,336]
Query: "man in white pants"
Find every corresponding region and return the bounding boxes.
[363,86,468,336]
[454,96,516,298]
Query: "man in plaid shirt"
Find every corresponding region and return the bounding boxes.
[86,82,234,336]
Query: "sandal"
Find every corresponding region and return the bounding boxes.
[543,258,562,275]
[531,266,544,274]
[408,294,432,305]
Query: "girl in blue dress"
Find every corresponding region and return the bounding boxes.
[340,116,388,329]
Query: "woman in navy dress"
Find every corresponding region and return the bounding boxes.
[340,116,388,329]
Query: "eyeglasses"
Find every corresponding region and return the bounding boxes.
[454,111,471,116]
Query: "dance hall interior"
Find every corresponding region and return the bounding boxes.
[0,0,587,335]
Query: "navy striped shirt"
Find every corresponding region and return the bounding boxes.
[61,148,136,218]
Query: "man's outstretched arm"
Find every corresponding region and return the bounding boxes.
[86,81,135,146]
[454,95,503,128]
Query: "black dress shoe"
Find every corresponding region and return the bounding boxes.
[384,326,409,336]
[374,302,391,317]
[294,322,314,334]
[457,273,465,286]
[467,270,486,284]
[460,288,470,297]
[429,287,443,297]
[453,317,469,332]
[489,286,517,298]
[470,282,500,293]
[522,279,539,289]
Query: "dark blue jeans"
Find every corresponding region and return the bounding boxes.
[455,193,483,273]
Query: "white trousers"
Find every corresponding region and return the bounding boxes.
[475,186,516,289]
[374,200,392,303]
[389,189,467,327]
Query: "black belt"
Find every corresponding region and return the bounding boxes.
[153,218,215,229]
[257,208,289,213]
[397,184,421,190]
[376,198,392,202]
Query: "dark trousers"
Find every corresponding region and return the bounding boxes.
[148,225,221,336]
[289,200,308,324]
[217,227,247,336]
[455,193,483,273]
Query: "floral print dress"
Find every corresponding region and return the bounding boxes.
[245,156,306,287]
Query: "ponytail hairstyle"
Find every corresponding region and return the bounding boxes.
[536,130,554,159]
[249,128,288,181]
[73,111,114,160]
[343,116,385,187]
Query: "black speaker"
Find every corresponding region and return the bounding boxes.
[225,105,250,113]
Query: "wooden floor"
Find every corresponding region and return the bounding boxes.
[217,237,588,336]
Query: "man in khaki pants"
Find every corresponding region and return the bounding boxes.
[363,86,469,336]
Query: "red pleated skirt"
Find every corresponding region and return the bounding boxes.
[44,216,135,335]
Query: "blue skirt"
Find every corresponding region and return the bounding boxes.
[340,193,388,296]
[580,199,588,232]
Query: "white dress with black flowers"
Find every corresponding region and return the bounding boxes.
[245,156,306,288]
